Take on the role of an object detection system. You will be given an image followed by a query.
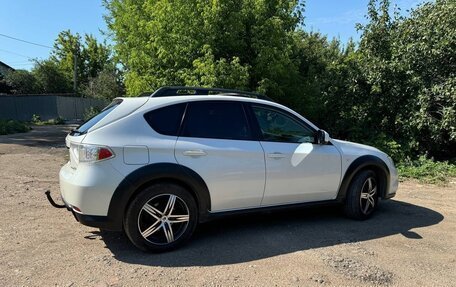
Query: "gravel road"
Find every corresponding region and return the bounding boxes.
[0,125,455,286]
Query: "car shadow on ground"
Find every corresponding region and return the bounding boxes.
[97,199,443,267]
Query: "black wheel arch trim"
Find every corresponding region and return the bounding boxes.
[336,155,390,202]
[105,162,211,231]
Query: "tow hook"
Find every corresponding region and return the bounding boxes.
[45,190,66,208]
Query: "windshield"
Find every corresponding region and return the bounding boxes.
[70,99,123,136]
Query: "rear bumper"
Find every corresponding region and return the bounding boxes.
[52,192,121,230]
[73,212,119,230]
[59,161,124,231]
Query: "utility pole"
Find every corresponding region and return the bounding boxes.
[73,52,78,96]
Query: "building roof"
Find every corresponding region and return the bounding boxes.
[0,60,15,76]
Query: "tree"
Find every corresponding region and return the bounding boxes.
[353,0,455,159]
[49,30,115,93]
[104,0,304,97]
[32,60,73,93]
[4,70,40,94]
[82,67,125,100]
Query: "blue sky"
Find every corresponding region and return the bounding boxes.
[0,0,424,70]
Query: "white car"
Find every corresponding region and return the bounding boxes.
[55,86,398,252]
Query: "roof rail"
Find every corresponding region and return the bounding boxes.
[149,86,273,101]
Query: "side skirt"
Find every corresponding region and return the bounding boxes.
[200,199,342,222]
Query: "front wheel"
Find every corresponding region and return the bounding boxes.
[124,183,198,252]
[343,170,379,220]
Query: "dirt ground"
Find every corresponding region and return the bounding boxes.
[0,125,455,287]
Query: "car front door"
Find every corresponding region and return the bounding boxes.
[174,101,266,212]
[249,104,342,206]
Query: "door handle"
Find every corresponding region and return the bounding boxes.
[267,152,286,159]
[183,150,207,157]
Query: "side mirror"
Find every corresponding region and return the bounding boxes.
[316,130,330,144]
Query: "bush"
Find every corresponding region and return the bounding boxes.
[398,156,456,184]
[0,120,30,135]
[31,114,41,124]
[31,114,65,125]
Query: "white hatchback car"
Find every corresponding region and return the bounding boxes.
[55,86,398,252]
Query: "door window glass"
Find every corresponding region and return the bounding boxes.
[252,105,314,143]
[182,101,252,140]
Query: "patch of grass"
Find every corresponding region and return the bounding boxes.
[0,120,30,135]
[398,156,456,184]
[31,114,65,125]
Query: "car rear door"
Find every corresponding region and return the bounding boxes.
[174,100,266,212]
[249,103,342,206]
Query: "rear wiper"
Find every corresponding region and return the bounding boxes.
[69,129,82,136]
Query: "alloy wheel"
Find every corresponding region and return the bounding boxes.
[137,194,190,245]
[359,177,377,215]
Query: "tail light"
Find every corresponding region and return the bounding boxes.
[72,144,115,163]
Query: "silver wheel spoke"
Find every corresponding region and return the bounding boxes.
[163,222,174,243]
[369,187,377,196]
[363,199,370,213]
[367,178,372,191]
[163,195,176,216]
[141,221,162,238]
[142,203,163,220]
[368,196,375,208]
[361,192,369,199]
[168,214,190,223]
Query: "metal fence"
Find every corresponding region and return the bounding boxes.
[0,94,108,121]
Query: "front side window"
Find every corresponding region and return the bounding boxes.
[252,105,315,143]
[181,101,252,140]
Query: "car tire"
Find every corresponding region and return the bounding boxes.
[343,170,379,220]
[124,183,198,252]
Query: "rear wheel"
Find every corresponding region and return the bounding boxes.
[124,183,198,252]
[344,170,379,220]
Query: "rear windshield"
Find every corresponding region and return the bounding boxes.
[70,100,123,136]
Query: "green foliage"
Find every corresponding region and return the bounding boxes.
[104,0,304,96]
[3,30,122,98]
[31,114,65,125]
[353,0,456,159]
[4,70,40,94]
[0,120,30,135]
[398,156,456,184]
[50,31,113,87]
[31,114,41,123]
[33,60,73,93]
[82,67,125,100]
[308,0,455,162]
[49,30,126,98]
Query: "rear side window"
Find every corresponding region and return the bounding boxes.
[144,103,186,136]
[181,101,252,140]
[71,100,122,136]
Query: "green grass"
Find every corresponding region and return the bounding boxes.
[398,156,456,184]
[0,120,30,135]
[31,114,65,125]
